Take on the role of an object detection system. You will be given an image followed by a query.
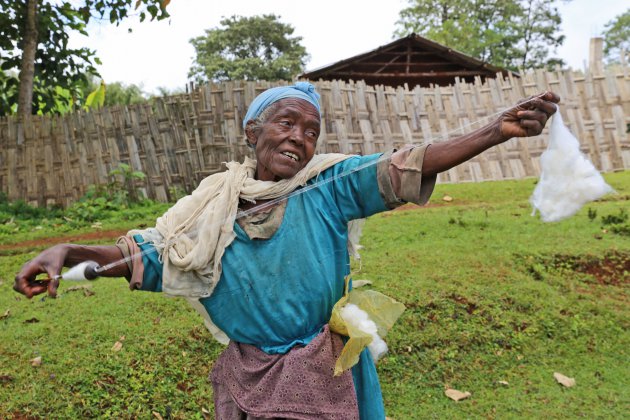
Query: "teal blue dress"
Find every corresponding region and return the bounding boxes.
[136,153,389,419]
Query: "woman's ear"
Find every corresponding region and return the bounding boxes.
[245,120,258,147]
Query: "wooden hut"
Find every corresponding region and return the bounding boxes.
[299,33,516,88]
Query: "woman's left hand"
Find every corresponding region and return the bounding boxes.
[500,91,561,139]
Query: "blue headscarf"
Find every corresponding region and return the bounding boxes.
[242,82,321,129]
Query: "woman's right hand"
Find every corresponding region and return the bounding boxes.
[14,244,70,298]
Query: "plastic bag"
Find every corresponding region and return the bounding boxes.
[329,278,405,376]
[530,107,614,222]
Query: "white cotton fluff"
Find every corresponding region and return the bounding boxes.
[530,108,614,222]
[61,262,92,281]
[61,261,98,281]
[340,303,389,362]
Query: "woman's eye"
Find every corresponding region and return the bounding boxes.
[279,120,291,127]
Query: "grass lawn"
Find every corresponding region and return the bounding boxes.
[1,171,628,419]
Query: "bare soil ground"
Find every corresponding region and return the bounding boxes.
[0,230,127,252]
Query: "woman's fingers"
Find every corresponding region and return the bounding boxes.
[537,91,561,104]
[532,97,558,115]
[13,274,49,299]
[519,118,545,135]
[14,256,62,298]
[46,272,61,297]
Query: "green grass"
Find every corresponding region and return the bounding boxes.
[1,171,629,419]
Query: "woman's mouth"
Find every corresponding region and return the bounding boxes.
[281,151,300,161]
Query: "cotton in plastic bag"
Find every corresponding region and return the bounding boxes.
[530,107,614,222]
[329,277,405,376]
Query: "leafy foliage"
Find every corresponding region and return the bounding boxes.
[103,81,148,106]
[65,190,122,223]
[0,192,62,224]
[0,0,170,116]
[395,0,567,71]
[602,8,630,64]
[79,78,149,108]
[0,69,19,114]
[188,14,309,83]
[0,192,63,237]
[0,163,151,231]
[108,162,147,203]
[151,85,186,98]
[600,208,629,236]
[66,163,148,222]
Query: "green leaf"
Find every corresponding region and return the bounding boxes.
[84,81,106,110]
[109,9,117,24]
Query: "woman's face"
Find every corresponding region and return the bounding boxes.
[246,98,320,181]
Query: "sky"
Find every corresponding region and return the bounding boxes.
[70,0,629,94]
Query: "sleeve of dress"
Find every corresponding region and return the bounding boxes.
[377,144,437,207]
[115,228,165,292]
[326,153,390,222]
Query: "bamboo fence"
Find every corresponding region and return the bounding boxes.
[1,67,629,207]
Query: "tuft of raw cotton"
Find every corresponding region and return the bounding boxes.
[530,107,614,222]
[340,303,388,362]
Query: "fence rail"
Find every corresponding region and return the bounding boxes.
[1,67,629,207]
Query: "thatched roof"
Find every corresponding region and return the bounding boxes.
[299,33,517,87]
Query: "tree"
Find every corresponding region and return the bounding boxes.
[102,81,148,106]
[152,85,185,97]
[188,14,309,83]
[395,0,568,71]
[602,8,630,64]
[514,0,566,70]
[0,0,171,119]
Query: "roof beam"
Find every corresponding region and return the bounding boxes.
[374,55,402,74]
[349,61,462,68]
[329,70,493,78]
[375,51,438,56]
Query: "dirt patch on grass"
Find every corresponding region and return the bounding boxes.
[569,252,630,285]
[448,294,478,314]
[0,230,127,252]
[7,414,38,420]
[525,251,630,286]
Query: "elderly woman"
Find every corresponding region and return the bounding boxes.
[14,82,559,419]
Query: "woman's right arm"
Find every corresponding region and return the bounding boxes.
[13,243,130,298]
